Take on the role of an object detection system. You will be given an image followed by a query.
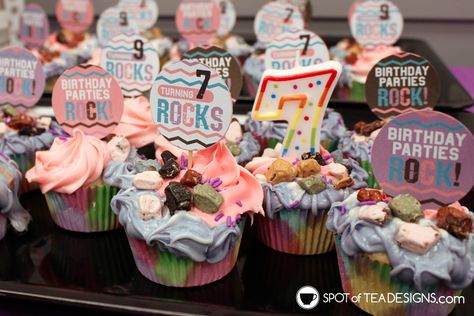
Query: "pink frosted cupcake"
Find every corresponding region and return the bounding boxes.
[114,96,159,158]
[111,139,264,287]
[26,130,119,232]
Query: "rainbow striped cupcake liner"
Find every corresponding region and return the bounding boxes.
[45,185,120,233]
[9,152,38,193]
[127,219,245,288]
[335,237,461,316]
[256,209,334,255]
[360,160,380,189]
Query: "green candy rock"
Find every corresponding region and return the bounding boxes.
[297,174,327,195]
[389,194,423,223]
[193,184,224,214]
[226,142,241,156]
[1,104,18,117]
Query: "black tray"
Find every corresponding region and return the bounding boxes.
[0,104,473,315]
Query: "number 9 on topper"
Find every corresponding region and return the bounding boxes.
[150,60,233,151]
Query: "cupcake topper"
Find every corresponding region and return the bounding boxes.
[150,60,233,164]
[182,45,242,100]
[252,60,341,157]
[4,0,24,46]
[372,110,474,209]
[349,0,404,49]
[0,47,45,111]
[97,6,140,47]
[56,0,94,34]
[101,34,160,97]
[175,0,221,45]
[216,0,236,37]
[52,64,124,138]
[265,29,329,70]
[19,3,49,48]
[254,2,304,44]
[365,52,440,119]
[118,0,159,32]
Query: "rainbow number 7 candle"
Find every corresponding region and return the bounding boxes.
[251,61,341,157]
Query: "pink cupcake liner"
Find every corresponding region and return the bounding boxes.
[44,184,120,233]
[256,209,335,255]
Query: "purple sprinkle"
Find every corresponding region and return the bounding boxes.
[236,214,241,222]
[340,205,347,215]
[0,151,9,160]
[59,136,69,141]
[139,154,147,160]
[211,178,220,186]
[359,201,377,206]
[215,188,221,192]
[181,155,188,169]
[226,216,232,227]
[292,158,300,165]
[288,200,300,208]
[231,220,236,227]
[235,200,243,207]
[214,213,224,222]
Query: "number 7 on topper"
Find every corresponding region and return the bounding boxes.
[252,61,341,157]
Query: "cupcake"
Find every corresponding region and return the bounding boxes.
[111,140,264,287]
[245,143,368,255]
[113,96,159,159]
[244,108,347,152]
[25,130,122,232]
[327,189,474,316]
[349,45,401,100]
[0,152,31,240]
[339,119,387,188]
[0,105,65,192]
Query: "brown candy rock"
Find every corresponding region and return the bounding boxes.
[437,206,472,239]
[180,169,202,187]
[357,189,388,202]
[296,159,321,178]
[333,177,354,190]
[353,121,366,134]
[7,114,34,130]
[265,158,296,185]
[361,120,385,137]
[165,182,192,215]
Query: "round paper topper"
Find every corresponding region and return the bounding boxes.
[277,0,311,24]
[56,0,94,33]
[118,0,159,32]
[52,65,124,138]
[101,34,160,97]
[182,46,242,99]
[349,0,403,49]
[372,110,474,209]
[19,3,49,48]
[254,2,304,44]
[216,0,236,37]
[265,29,329,70]
[365,52,440,119]
[0,47,45,111]
[150,60,233,151]
[176,0,221,45]
[97,6,140,46]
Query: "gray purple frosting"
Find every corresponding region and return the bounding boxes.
[262,158,368,219]
[235,132,261,164]
[339,130,372,162]
[327,192,474,290]
[0,154,30,240]
[110,187,241,263]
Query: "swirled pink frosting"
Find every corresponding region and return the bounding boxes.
[114,96,159,148]
[155,137,264,227]
[25,129,110,194]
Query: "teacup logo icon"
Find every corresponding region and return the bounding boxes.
[296,286,319,309]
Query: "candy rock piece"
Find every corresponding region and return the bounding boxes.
[225,119,243,143]
[133,171,163,190]
[0,122,8,137]
[6,114,34,130]
[1,104,18,117]
[437,206,473,239]
[107,135,131,162]
[396,223,440,254]
[327,162,348,179]
[161,150,177,163]
[165,182,192,215]
[389,194,423,223]
[297,174,326,194]
[361,120,385,137]
[358,204,391,226]
[18,126,46,136]
[262,148,279,158]
[296,159,321,178]
[301,152,326,166]
[193,184,224,214]
[37,116,52,129]
[265,158,296,185]
[333,177,354,190]
[226,142,241,156]
[181,169,202,187]
[159,159,181,179]
[353,121,366,134]
[139,194,163,220]
[351,133,368,144]
[357,188,388,203]
[135,159,161,173]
